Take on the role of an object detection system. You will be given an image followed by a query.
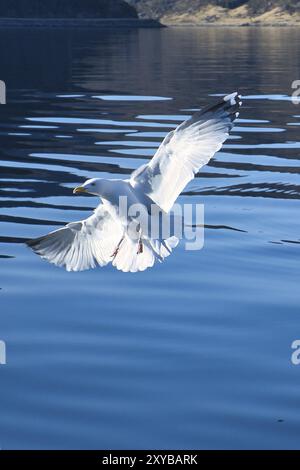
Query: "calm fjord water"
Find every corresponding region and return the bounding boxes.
[0,27,300,449]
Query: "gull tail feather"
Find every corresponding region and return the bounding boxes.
[112,235,179,273]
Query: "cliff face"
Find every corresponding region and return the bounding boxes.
[0,0,138,18]
[126,0,300,24]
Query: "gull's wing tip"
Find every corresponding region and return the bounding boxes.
[224,91,243,107]
[25,237,37,248]
[26,234,45,249]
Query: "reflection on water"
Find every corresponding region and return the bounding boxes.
[1,27,300,449]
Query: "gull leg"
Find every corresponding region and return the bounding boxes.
[111,235,125,258]
[137,238,143,255]
[137,226,143,255]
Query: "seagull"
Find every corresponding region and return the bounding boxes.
[27,92,242,273]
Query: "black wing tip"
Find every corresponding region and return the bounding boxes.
[223,91,243,108]
[26,235,46,252]
[195,91,242,121]
[26,237,36,248]
[179,91,242,131]
[26,236,40,247]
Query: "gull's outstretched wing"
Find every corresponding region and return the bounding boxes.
[130,92,242,213]
[27,205,123,272]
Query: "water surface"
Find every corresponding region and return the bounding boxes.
[1,27,300,449]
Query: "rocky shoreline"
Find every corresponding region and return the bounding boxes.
[159,5,300,27]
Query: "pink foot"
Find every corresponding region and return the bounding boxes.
[137,240,143,255]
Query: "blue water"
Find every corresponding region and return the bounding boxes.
[1,26,300,449]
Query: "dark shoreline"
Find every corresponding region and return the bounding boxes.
[0,18,164,28]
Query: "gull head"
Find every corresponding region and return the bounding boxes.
[73,178,103,196]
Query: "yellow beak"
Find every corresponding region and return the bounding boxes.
[73,186,86,194]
